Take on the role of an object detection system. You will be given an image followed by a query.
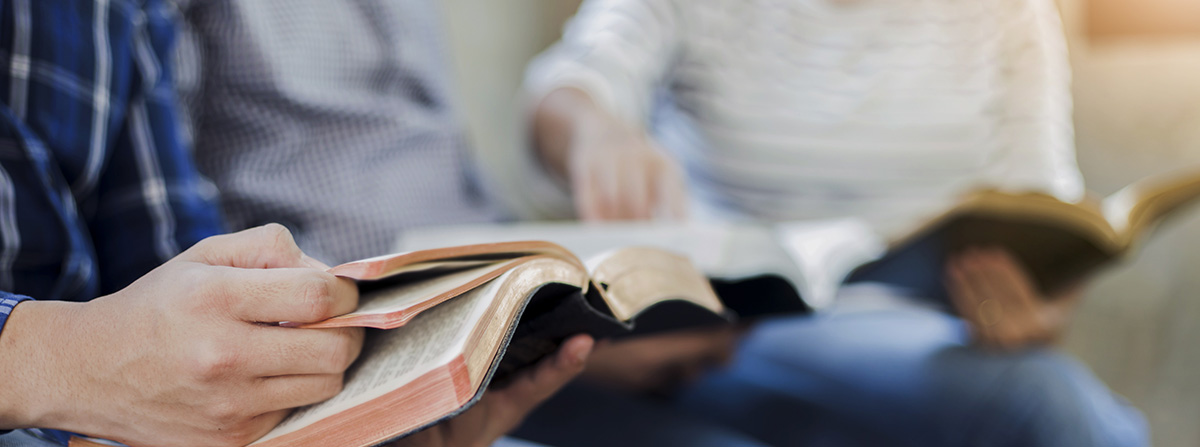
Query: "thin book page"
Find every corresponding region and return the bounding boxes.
[398,221,734,273]
[252,278,505,444]
[349,260,517,317]
[775,218,885,308]
[1102,187,1139,236]
[331,241,581,280]
[1107,168,1200,243]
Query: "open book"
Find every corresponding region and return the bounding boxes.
[396,167,1200,310]
[399,220,878,310]
[241,241,806,447]
[847,167,1200,300]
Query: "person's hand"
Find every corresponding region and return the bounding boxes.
[0,224,363,447]
[566,117,688,221]
[946,248,1082,351]
[534,88,688,221]
[581,326,741,395]
[386,335,594,447]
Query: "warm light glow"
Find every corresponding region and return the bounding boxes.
[1088,0,1200,38]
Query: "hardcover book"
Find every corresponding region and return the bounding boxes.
[249,241,806,446]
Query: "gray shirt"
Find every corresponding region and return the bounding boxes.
[176,0,505,264]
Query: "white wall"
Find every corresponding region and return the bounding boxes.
[441,0,581,218]
[1057,1,1200,445]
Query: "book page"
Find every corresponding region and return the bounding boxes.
[350,260,519,316]
[586,247,725,321]
[330,241,580,281]
[399,221,825,308]
[1102,188,1138,236]
[775,218,885,308]
[253,278,505,444]
[371,259,508,278]
[1103,168,1200,244]
[398,222,734,272]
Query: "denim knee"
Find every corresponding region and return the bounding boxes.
[955,350,1149,447]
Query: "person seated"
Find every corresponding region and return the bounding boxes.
[518,0,1149,446]
[0,2,589,446]
[177,1,756,445]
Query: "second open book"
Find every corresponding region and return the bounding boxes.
[397,167,1200,310]
[247,241,806,447]
[846,166,1200,300]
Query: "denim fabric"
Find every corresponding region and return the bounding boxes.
[679,309,1149,447]
[517,308,1147,447]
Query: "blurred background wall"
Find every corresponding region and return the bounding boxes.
[1058,1,1200,445]
[439,0,1200,444]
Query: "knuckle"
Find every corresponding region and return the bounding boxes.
[300,275,336,321]
[188,341,241,382]
[203,398,247,428]
[188,267,224,299]
[186,269,237,312]
[261,222,290,239]
[188,234,220,255]
[263,223,301,255]
[214,422,259,447]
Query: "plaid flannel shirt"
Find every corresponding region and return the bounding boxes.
[0,0,222,341]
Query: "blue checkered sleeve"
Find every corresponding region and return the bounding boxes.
[0,0,223,338]
[0,291,31,334]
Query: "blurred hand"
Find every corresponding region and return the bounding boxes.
[534,88,688,221]
[0,224,363,447]
[582,326,741,395]
[946,248,1082,351]
[387,335,594,447]
[566,118,688,221]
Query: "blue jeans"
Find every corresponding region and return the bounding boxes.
[517,308,1148,447]
[683,308,1148,447]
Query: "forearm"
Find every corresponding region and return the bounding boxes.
[0,300,87,430]
[531,86,689,221]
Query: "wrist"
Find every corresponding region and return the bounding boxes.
[536,87,618,180]
[0,300,90,429]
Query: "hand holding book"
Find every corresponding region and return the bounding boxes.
[945,248,1083,350]
[849,167,1200,305]
[384,335,594,447]
[239,241,806,447]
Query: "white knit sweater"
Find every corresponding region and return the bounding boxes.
[526,0,1084,237]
